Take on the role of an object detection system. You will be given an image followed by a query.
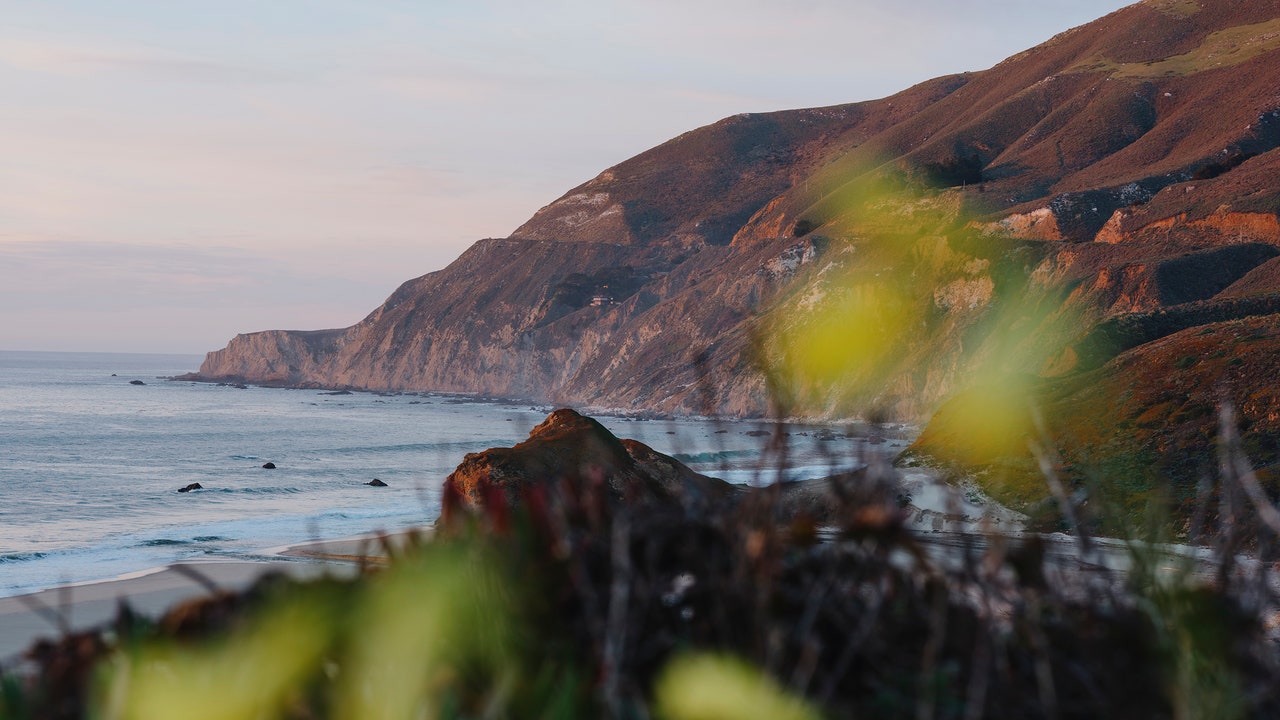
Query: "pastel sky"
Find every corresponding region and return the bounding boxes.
[1,0,1134,355]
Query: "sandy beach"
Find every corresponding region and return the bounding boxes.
[0,528,432,666]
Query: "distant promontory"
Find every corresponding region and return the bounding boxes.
[189,0,1280,524]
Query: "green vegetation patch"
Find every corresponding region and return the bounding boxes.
[1071,19,1280,78]
[1143,0,1201,19]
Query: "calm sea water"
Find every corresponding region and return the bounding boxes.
[0,351,897,597]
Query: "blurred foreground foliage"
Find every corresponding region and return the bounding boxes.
[7,169,1280,719]
[5,451,1280,719]
[763,170,1280,538]
[763,174,1077,446]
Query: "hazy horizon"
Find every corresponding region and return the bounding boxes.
[2,0,1134,354]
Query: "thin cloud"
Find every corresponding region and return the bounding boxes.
[0,38,301,84]
[0,0,1138,353]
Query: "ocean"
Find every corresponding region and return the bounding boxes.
[0,351,897,598]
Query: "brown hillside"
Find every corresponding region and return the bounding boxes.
[738,0,1280,246]
[509,74,969,248]
[907,311,1280,533]
[194,0,1280,529]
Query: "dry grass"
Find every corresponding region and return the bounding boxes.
[1143,0,1201,20]
[1069,19,1280,78]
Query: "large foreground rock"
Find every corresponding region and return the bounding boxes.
[441,409,926,529]
[443,409,736,517]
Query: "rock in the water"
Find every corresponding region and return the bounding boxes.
[129,380,146,386]
[367,478,388,487]
[177,483,203,493]
[262,462,276,469]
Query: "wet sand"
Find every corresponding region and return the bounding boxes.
[268,526,432,562]
[0,527,432,665]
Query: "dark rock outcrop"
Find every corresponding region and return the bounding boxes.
[443,409,736,517]
[367,478,387,487]
[177,483,203,493]
[129,380,145,386]
[442,409,899,526]
[261,462,276,470]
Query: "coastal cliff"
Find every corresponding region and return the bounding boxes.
[196,0,1280,421]
[195,0,1280,515]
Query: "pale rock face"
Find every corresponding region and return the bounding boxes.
[761,240,819,281]
[973,208,1063,241]
[933,277,995,311]
[513,191,635,245]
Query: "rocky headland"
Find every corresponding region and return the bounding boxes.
[187,0,1280,529]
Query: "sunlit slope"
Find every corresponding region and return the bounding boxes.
[198,0,1280,506]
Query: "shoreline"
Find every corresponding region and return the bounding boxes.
[0,394,925,669]
[0,469,1000,666]
[169,375,925,430]
[264,525,433,562]
[0,527,430,668]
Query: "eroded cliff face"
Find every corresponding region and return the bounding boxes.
[197,233,826,415]
[196,0,1280,431]
[200,328,348,387]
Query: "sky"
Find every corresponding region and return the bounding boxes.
[0,0,1136,355]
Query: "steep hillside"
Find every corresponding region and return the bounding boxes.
[194,77,978,416]
[195,0,1280,517]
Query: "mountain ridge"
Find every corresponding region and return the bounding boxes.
[192,0,1280,522]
